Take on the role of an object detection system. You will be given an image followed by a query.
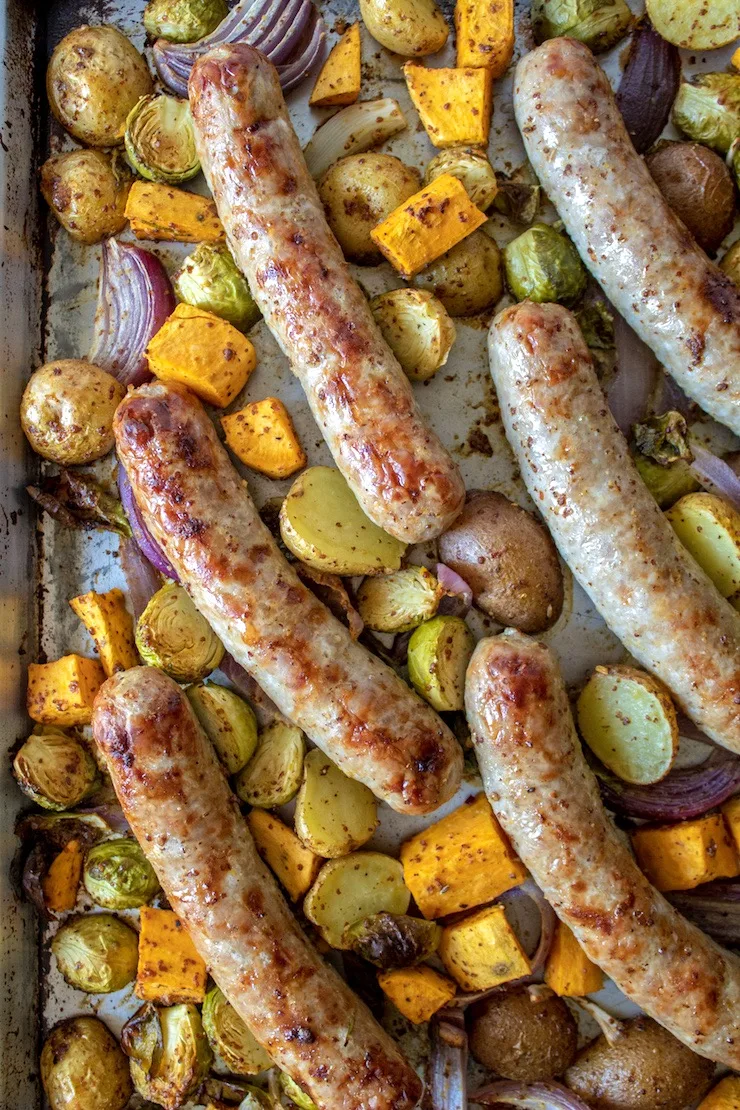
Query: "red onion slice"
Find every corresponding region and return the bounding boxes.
[118,468,179,581]
[668,879,740,946]
[436,562,473,617]
[615,20,681,155]
[89,239,174,388]
[276,9,326,92]
[607,312,659,434]
[119,537,163,621]
[597,749,740,821]
[689,442,740,512]
[472,1079,592,1109]
[428,1011,467,1110]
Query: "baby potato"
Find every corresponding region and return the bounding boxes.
[359,0,449,57]
[646,142,735,255]
[468,986,578,1081]
[40,151,132,245]
[304,852,410,949]
[21,360,125,466]
[319,153,420,264]
[414,230,503,316]
[294,749,378,858]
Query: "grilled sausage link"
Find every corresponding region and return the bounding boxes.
[514,37,740,435]
[113,381,462,814]
[489,301,740,752]
[188,43,464,544]
[93,668,422,1110]
[466,631,740,1068]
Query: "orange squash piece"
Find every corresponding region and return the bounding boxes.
[42,840,83,913]
[309,24,361,107]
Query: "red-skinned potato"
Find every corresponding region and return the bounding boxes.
[646,142,735,255]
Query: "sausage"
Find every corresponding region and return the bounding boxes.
[465,630,740,1068]
[93,667,422,1110]
[113,380,462,814]
[514,37,740,436]
[188,44,464,544]
[489,301,740,752]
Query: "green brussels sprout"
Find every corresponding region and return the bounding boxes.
[356,566,444,633]
[532,0,632,51]
[83,838,160,909]
[575,300,615,351]
[631,411,700,508]
[202,985,273,1075]
[720,238,740,286]
[234,721,305,808]
[174,244,262,333]
[144,0,229,42]
[13,727,99,811]
[407,614,475,712]
[125,94,200,183]
[493,163,541,226]
[136,581,224,682]
[280,1073,318,1110]
[673,73,740,156]
[122,1002,213,1110]
[41,1016,132,1110]
[51,913,139,993]
[346,912,442,969]
[424,147,499,211]
[503,223,588,306]
[187,681,259,774]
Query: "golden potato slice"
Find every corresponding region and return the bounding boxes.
[667,491,740,609]
[294,749,378,858]
[303,852,410,949]
[646,0,740,48]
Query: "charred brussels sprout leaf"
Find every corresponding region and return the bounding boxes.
[632,411,700,508]
[125,94,200,183]
[174,244,262,333]
[52,913,139,993]
[532,0,633,51]
[13,727,99,811]
[136,581,224,682]
[202,985,273,1075]
[346,912,442,968]
[673,73,740,155]
[356,566,444,633]
[27,470,131,535]
[493,165,541,225]
[144,0,229,42]
[720,238,740,286]
[280,1073,319,1110]
[407,614,475,712]
[122,1002,212,1110]
[504,224,587,305]
[83,839,160,909]
[187,681,259,775]
[41,1016,132,1110]
[575,301,615,350]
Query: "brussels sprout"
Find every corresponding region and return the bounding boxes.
[532,0,632,51]
[356,566,444,633]
[83,838,160,909]
[503,224,588,305]
[346,912,442,968]
[202,986,273,1075]
[41,1016,132,1110]
[234,721,305,808]
[575,300,614,351]
[136,582,224,682]
[13,727,98,811]
[424,147,499,211]
[174,244,261,333]
[407,614,475,712]
[493,164,541,226]
[52,913,139,993]
[123,1002,212,1110]
[27,469,131,536]
[673,73,740,156]
[720,238,740,286]
[369,289,456,382]
[631,411,700,508]
[280,1073,318,1110]
[238,1089,275,1110]
[144,0,229,42]
[187,681,259,775]
[125,94,200,184]
[40,151,132,245]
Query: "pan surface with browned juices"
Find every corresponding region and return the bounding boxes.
[114,380,462,815]
[466,631,740,1068]
[93,668,422,1110]
[188,43,464,544]
[489,301,740,751]
[514,37,740,435]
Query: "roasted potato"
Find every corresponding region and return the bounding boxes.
[40,151,132,244]
[646,143,735,255]
[294,749,378,858]
[359,0,449,57]
[303,852,410,949]
[414,230,503,316]
[667,491,740,609]
[468,986,578,1081]
[646,0,740,49]
[21,360,125,466]
[438,490,564,631]
[319,153,420,264]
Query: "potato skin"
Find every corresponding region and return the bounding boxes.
[21,360,125,465]
[319,153,420,264]
[646,142,735,255]
[414,230,503,316]
[40,151,132,244]
[438,490,564,631]
[359,0,449,57]
[468,987,578,1081]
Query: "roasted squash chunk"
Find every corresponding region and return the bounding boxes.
[377,965,456,1023]
[70,588,138,676]
[136,906,207,1004]
[403,63,493,146]
[439,903,531,990]
[42,839,83,914]
[455,0,514,74]
[544,920,603,997]
[221,398,306,479]
[246,808,323,901]
[27,655,106,726]
[632,814,740,892]
[125,181,225,242]
[309,24,361,107]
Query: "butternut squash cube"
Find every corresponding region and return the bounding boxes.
[125,181,225,242]
[146,303,256,408]
[42,839,83,914]
[733,46,740,71]
[439,903,531,991]
[723,795,740,854]
[377,965,456,1024]
[544,920,603,997]
[309,24,361,107]
[247,808,323,901]
[221,398,306,479]
[699,1076,740,1109]
[455,0,514,75]
[27,655,106,726]
[370,173,487,278]
[632,814,740,892]
[136,906,207,1005]
[69,588,138,677]
[403,63,493,147]
[400,792,527,918]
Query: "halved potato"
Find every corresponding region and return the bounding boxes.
[234,721,305,807]
[303,852,410,949]
[279,467,406,576]
[295,749,378,858]
[646,0,740,48]
[576,665,679,785]
[667,492,740,609]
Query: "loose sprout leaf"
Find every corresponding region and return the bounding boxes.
[27,471,131,535]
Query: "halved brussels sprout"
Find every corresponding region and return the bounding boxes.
[673,73,740,155]
[187,681,259,775]
[136,582,224,683]
[356,566,444,633]
[41,1016,132,1110]
[503,224,587,305]
[280,1072,319,1110]
[51,913,139,993]
[125,94,200,184]
[631,411,700,508]
[238,1089,275,1110]
[13,727,98,811]
[174,244,261,333]
[532,0,632,52]
[83,838,160,910]
[202,985,273,1075]
[424,147,498,211]
[144,0,229,42]
[407,614,475,712]
[346,912,442,968]
[234,722,305,808]
[122,1002,212,1110]
[493,164,541,226]
[370,289,456,382]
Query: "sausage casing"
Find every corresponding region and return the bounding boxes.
[489,301,740,752]
[514,37,740,435]
[188,43,464,543]
[93,667,422,1110]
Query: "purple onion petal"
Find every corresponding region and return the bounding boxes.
[607,311,659,435]
[668,879,740,946]
[278,11,326,91]
[118,469,178,581]
[615,20,681,155]
[436,563,473,612]
[428,1011,467,1110]
[472,1079,592,1109]
[689,442,740,512]
[119,537,163,620]
[598,749,740,821]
